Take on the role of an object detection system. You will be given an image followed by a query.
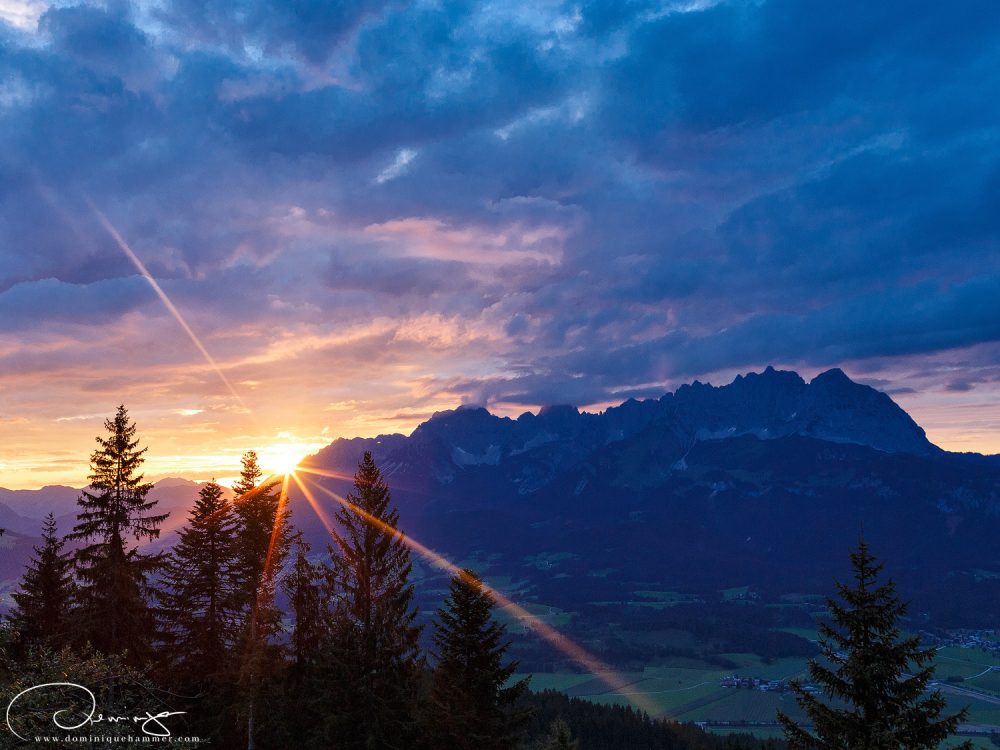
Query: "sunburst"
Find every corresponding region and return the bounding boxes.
[291,472,664,719]
[263,445,305,476]
[81,205,659,717]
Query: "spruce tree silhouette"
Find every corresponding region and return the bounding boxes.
[778,537,971,749]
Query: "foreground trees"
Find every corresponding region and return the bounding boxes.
[778,537,971,749]
[284,533,325,672]
[315,451,423,748]
[230,452,292,750]
[427,569,529,750]
[159,480,239,680]
[70,404,166,664]
[232,450,292,624]
[7,513,75,651]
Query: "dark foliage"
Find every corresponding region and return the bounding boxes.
[283,532,325,671]
[538,717,580,749]
[7,513,75,652]
[231,451,292,624]
[425,568,531,749]
[69,404,166,665]
[778,538,971,749]
[158,480,240,681]
[521,690,784,750]
[313,451,423,749]
[230,452,292,750]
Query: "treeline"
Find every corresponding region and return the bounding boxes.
[521,691,783,750]
[0,405,777,750]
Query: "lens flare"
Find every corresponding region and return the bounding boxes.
[291,472,662,718]
[262,473,291,581]
[297,463,439,499]
[88,201,248,411]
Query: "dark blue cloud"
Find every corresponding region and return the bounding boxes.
[0,0,998,410]
[156,0,400,64]
[0,277,152,330]
[39,5,150,71]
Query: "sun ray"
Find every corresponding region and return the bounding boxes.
[87,200,248,411]
[293,473,663,718]
[294,464,360,484]
[261,473,292,583]
[289,472,337,536]
[296,463,436,497]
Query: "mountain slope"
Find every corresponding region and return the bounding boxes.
[293,367,1000,628]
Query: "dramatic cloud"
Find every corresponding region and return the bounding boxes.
[1,0,999,486]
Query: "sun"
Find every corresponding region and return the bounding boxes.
[262,444,306,476]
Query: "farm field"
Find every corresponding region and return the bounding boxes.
[520,645,1000,737]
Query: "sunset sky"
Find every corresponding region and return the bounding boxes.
[1,0,999,489]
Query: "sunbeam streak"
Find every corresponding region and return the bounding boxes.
[294,465,357,484]
[289,472,338,535]
[262,473,292,582]
[292,473,663,718]
[87,200,248,410]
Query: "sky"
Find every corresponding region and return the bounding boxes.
[1,0,999,489]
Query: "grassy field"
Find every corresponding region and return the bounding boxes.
[519,646,1000,734]
[969,669,1000,695]
[502,583,1000,743]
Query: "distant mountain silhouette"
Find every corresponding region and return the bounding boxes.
[296,368,1000,628]
[0,485,81,524]
[306,367,939,492]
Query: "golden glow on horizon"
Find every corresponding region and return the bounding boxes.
[2,402,998,491]
[290,469,663,718]
[255,436,331,479]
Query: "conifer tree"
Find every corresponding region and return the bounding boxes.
[230,452,292,750]
[232,451,292,616]
[271,534,328,749]
[538,718,579,750]
[427,568,530,750]
[8,514,75,651]
[233,450,263,497]
[70,404,166,664]
[283,533,326,672]
[159,480,239,681]
[316,451,422,749]
[778,537,971,749]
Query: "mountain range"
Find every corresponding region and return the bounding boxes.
[3,367,999,629]
[296,367,1000,627]
[0,479,221,588]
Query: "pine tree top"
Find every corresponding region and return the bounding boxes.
[331,450,406,565]
[233,450,263,497]
[71,404,166,546]
[433,569,512,670]
[9,513,75,649]
[779,536,971,750]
